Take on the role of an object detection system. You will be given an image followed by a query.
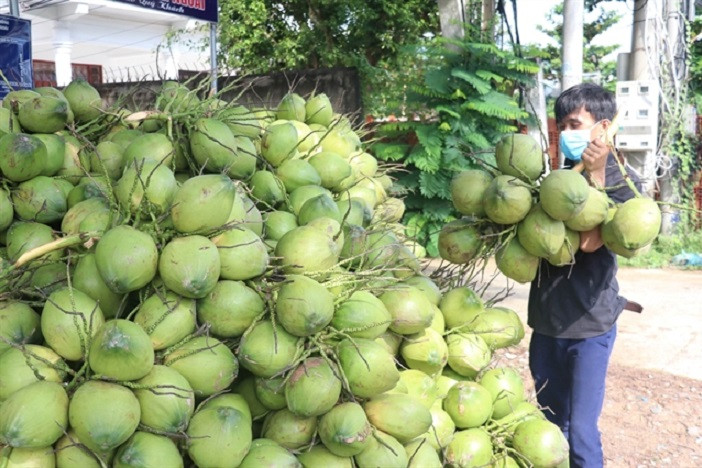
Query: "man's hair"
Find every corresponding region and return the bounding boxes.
[554,83,616,124]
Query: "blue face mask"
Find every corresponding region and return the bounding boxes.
[559,129,591,162]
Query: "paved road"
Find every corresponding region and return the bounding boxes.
[481,265,702,381]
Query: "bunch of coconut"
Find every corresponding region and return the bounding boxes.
[0,80,567,467]
[441,133,662,283]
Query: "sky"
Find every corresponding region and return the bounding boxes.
[510,0,636,59]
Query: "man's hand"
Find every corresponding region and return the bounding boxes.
[581,138,608,187]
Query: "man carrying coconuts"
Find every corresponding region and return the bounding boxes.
[527,83,641,468]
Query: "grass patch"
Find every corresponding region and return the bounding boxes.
[618,230,702,269]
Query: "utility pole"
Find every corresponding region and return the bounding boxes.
[561,0,584,92]
[628,0,649,80]
[9,0,20,16]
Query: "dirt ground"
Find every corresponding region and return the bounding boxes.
[482,265,702,467]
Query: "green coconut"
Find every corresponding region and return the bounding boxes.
[171,174,236,233]
[275,275,334,337]
[34,133,66,177]
[2,90,40,110]
[66,175,111,208]
[200,392,252,424]
[289,120,320,154]
[5,221,59,265]
[18,96,69,133]
[189,118,239,171]
[113,432,183,468]
[354,430,407,468]
[446,333,492,378]
[121,132,174,168]
[379,285,434,335]
[338,186,377,213]
[230,377,269,421]
[364,393,432,443]
[285,358,342,417]
[72,254,124,320]
[405,438,443,467]
[495,133,544,181]
[255,376,287,410]
[109,129,144,153]
[319,402,372,457]
[187,407,252,468]
[264,210,299,241]
[298,445,353,468]
[438,219,485,264]
[371,197,405,224]
[87,140,123,179]
[54,430,112,468]
[219,104,263,138]
[197,280,264,338]
[275,225,340,275]
[0,107,20,137]
[0,445,56,467]
[517,204,566,258]
[57,134,88,184]
[288,185,331,214]
[444,381,493,429]
[305,93,334,126]
[319,128,357,159]
[298,193,341,225]
[0,344,66,401]
[444,428,494,467]
[239,438,300,467]
[439,286,484,329]
[40,287,105,361]
[331,291,391,339]
[261,122,298,167]
[69,380,140,453]
[565,186,609,231]
[250,170,286,206]
[211,227,268,281]
[116,160,177,216]
[611,197,662,250]
[261,409,317,449]
[451,169,494,217]
[511,419,569,468]
[400,327,449,375]
[88,319,154,380]
[158,235,220,299]
[348,151,378,178]
[540,169,590,221]
[495,237,539,283]
[132,290,196,349]
[309,152,353,192]
[478,367,526,420]
[95,225,158,293]
[0,302,41,355]
[275,159,322,193]
[484,175,533,225]
[547,227,581,266]
[62,78,102,122]
[336,198,370,227]
[238,320,300,378]
[601,207,640,258]
[465,307,525,349]
[156,81,197,112]
[0,381,68,448]
[133,365,195,433]
[0,133,47,182]
[423,405,456,450]
[337,338,399,399]
[398,369,440,409]
[0,189,12,232]
[277,93,306,121]
[11,176,67,223]
[163,336,238,397]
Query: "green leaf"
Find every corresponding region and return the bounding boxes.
[475,69,505,83]
[451,69,491,95]
[419,170,453,200]
[372,142,411,162]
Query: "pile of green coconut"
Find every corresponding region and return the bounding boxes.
[440,133,662,282]
[1,79,569,467]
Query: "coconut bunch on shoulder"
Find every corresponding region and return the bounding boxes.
[441,132,662,284]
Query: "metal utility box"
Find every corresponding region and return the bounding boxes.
[614,80,659,151]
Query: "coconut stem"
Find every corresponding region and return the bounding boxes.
[12,234,96,269]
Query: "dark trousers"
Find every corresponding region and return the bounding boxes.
[529,325,617,468]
